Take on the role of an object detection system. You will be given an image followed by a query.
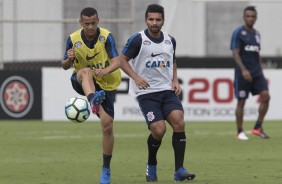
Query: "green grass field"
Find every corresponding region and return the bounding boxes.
[0,120,281,184]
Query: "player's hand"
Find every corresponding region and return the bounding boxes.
[172,82,181,96]
[94,68,108,78]
[67,45,75,62]
[242,69,252,82]
[135,77,150,90]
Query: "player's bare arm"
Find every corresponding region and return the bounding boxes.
[172,81,181,96]
[232,48,252,82]
[135,76,150,90]
[119,54,149,90]
[172,59,181,96]
[62,45,75,70]
[94,56,121,78]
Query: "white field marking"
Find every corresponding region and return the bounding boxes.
[20,130,69,135]
[41,133,147,140]
[41,131,253,139]
[42,135,82,139]
[192,130,252,136]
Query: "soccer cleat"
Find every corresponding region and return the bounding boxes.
[100,167,111,184]
[146,164,157,182]
[252,128,270,139]
[91,90,106,115]
[174,167,196,181]
[237,131,249,140]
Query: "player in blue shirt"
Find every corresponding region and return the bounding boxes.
[230,6,270,140]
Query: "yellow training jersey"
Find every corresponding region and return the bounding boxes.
[70,28,121,91]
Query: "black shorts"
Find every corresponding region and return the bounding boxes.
[70,73,116,118]
[234,74,268,99]
[137,90,183,126]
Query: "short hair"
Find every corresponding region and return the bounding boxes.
[244,6,257,14]
[80,7,98,18]
[145,4,164,19]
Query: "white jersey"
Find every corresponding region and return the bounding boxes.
[129,31,174,97]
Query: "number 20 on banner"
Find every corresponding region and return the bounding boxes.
[187,78,268,104]
[188,78,234,103]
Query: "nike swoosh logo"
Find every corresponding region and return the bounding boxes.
[86,52,100,60]
[151,52,164,57]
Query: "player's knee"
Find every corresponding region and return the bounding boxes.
[150,124,166,139]
[237,99,246,108]
[262,94,270,103]
[102,123,113,136]
[80,67,92,77]
[171,120,185,132]
[261,92,270,103]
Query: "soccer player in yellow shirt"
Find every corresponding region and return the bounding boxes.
[61,7,121,184]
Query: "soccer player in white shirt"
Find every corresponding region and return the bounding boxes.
[119,4,196,182]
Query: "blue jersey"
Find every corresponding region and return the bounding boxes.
[230,26,262,77]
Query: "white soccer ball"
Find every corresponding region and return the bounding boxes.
[65,97,91,123]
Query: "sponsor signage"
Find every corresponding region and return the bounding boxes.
[0,71,42,119]
[43,68,282,121]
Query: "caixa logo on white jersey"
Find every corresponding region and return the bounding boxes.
[146,60,171,68]
[0,76,34,118]
[244,45,259,52]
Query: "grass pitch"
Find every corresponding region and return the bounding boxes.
[0,120,281,184]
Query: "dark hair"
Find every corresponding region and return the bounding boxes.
[244,6,257,14]
[80,7,98,18]
[145,4,164,19]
